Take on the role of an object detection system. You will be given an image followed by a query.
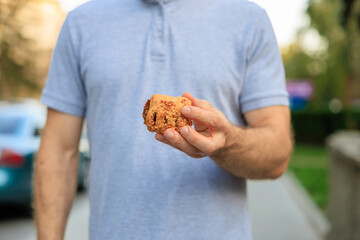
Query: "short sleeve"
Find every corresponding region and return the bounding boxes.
[240,9,289,113]
[41,14,87,117]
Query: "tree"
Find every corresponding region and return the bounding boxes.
[341,0,360,98]
[283,0,360,104]
[307,0,351,101]
[0,0,40,99]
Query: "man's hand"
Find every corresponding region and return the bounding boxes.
[155,92,292,180]
[155,92,232,159]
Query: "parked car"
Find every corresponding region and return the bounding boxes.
[0,99,90,207]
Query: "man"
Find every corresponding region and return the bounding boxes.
[34,0,292,239]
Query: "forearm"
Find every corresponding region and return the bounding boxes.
[34,147,79,240]
[212,124,292,179]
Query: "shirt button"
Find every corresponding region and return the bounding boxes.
[158,31,163,38]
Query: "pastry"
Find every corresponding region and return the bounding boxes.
[143,94,193,133]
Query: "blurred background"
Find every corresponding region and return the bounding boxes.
[0,0,359,239]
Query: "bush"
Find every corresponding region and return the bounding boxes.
[291,108,360,144]
[288,145,328,210]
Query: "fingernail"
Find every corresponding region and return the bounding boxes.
[164,130,174,139]
[180,126,188,136]
[182,106,191,115]
[155,134,164,141]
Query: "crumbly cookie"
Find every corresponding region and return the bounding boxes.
[143,94,193,133]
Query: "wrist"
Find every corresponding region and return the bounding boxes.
[212,124,241,160]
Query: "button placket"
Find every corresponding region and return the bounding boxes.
[150,2,166,59]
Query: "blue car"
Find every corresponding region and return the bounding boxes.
[0,100,90,207]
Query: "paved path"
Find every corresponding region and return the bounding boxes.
[0,192,89,240]
[0,173,329,240]
[248,173,329,240]
[64,192,89,240]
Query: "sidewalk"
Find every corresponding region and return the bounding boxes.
[64,173,329,240]
[49,173,329,240]
[248,173,330,240]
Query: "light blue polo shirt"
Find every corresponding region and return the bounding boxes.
[41,0,289,239]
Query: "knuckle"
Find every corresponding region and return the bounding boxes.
[175,139,184,147]
[187,130,199,143]
[204,144,218,155]
[208,115,218,127]
[171,136,182,146]
[205,102,214,109]
[199,99,212,109]
[189,150,205,158]
[211,113,227,129]
[189,107,199,118]
[215,116,225,129]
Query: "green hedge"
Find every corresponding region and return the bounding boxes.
[291,108,360,144]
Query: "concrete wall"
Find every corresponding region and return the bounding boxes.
[326,131,360,240]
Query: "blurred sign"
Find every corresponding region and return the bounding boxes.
[286,80,314,99]
[286,80,314,111]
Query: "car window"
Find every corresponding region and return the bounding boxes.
[33,127,43,137]
[0,117,25,135]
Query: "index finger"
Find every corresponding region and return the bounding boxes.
[182,92,213,110]
[182,106,223,130]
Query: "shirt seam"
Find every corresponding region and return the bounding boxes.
[242,96,289,113]
[42,92,86,110]
[241,91,288,104]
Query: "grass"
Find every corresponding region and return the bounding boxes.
[287,145,329,211]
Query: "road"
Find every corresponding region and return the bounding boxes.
[0,192,89,240]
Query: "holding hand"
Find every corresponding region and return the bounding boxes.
[155,92,233,159]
